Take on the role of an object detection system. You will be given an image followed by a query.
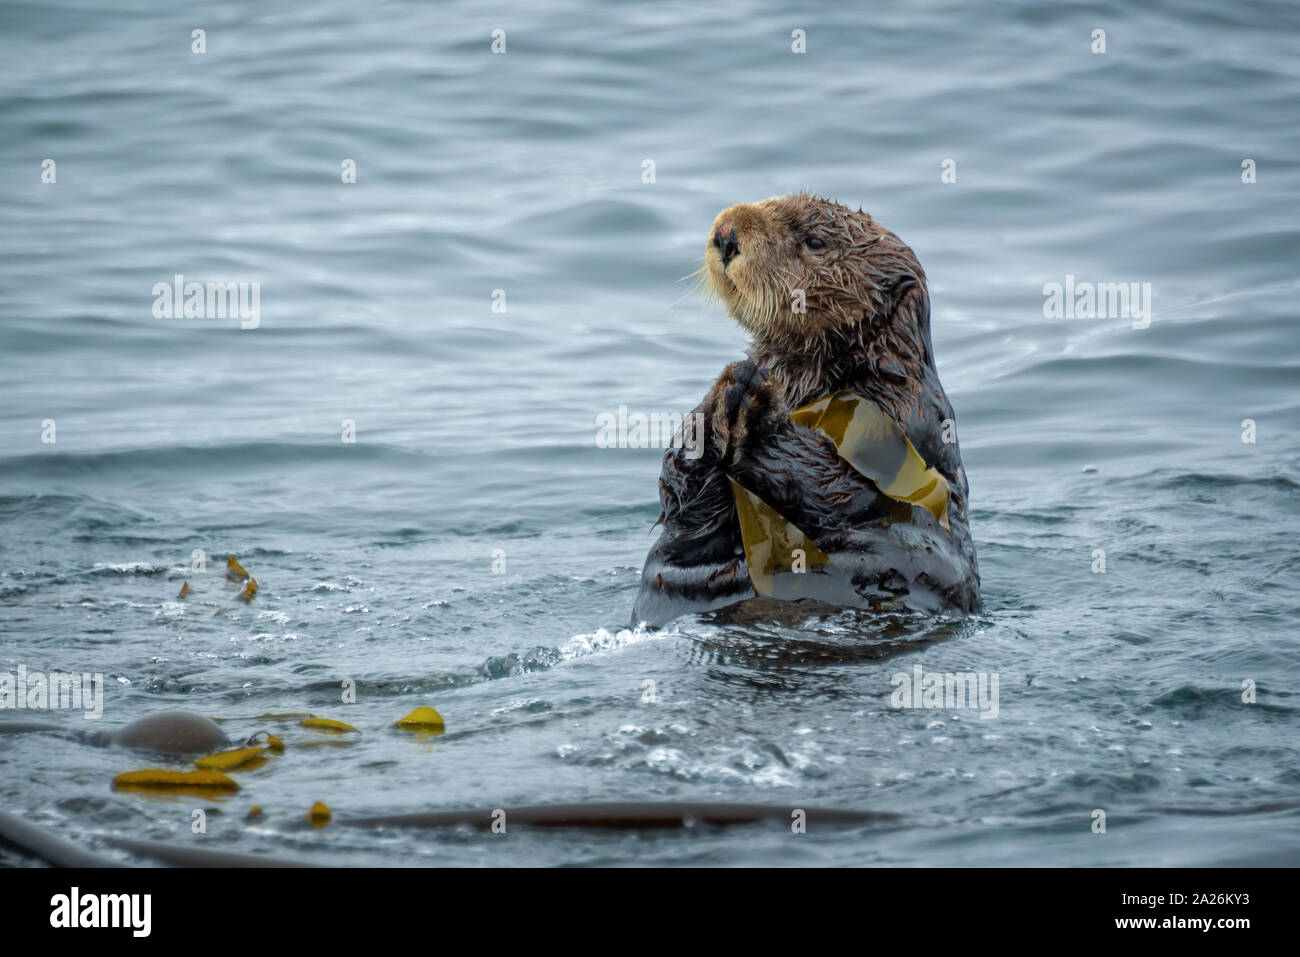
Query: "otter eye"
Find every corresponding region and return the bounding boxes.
[804,236,826,251]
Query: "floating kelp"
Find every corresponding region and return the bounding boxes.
[175,554,267,609]
[98,710,230,756]
[250,714,356,748]
[731,391,952,597]
[301,717,358,733]
[194,745,267,772]
[0,811,117,868]
[342,802,897,831]
[243,731,284,753]
[394,706,445,732]
[112,769,239,794]
[1,799,894,869]
[102,836,318,868]
[4,710,232,757]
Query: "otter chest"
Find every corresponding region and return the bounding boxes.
[729,391,951,597]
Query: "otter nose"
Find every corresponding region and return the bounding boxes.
[713,221,740,266]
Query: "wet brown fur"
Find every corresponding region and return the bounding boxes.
[702,193,931,420]
[632,194,980,626]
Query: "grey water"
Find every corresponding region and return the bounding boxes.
[1,0,1297,866]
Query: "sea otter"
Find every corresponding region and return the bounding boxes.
[632,194,980,627]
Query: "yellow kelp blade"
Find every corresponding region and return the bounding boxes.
[177,581,191,599]
[194,745,266,772]
[395,706,445,732]
[792,392,950,529]
[225,555,250,580]
[237,577,258,602]
[301,717,358,733]
[113,770,239,793]
[307,801,332,827]
[236,731,286,752]
[729,479,829,597]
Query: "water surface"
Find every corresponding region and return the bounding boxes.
[1,0,1298,866]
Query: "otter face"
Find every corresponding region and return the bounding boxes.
[703,194,924,347]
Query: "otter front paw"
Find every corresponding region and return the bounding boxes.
[703,359,787,463]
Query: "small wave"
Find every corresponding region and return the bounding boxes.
[1148,802,1300,817]
[89,561,173,577]
[0,441,430,479]
[557,624,662,661]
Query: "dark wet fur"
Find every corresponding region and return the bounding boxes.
[633,204,980,628]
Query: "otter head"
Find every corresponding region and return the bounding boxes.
[703,194,933,392]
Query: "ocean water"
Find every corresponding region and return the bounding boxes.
[1,0,1298,866]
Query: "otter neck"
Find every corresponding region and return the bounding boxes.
[747,318,926,420]
[747,340,844,410]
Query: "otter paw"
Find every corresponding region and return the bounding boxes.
[706,360,785,461]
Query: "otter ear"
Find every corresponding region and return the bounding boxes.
[894,282,937,371]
